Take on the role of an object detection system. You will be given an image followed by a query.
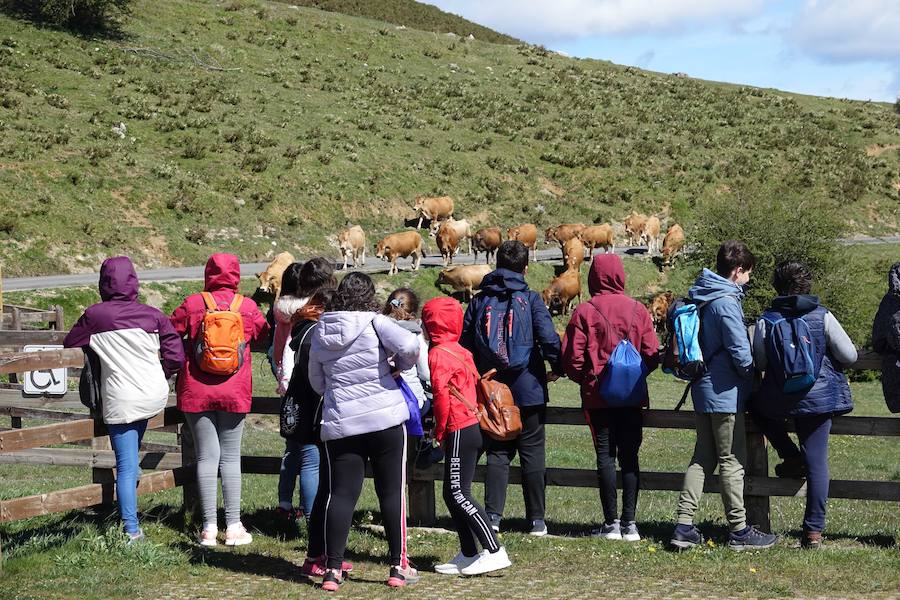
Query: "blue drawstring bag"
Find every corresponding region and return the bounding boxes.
[592,301,649,407]
[396,375,424,436]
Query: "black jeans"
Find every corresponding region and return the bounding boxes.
[443,424,501,556]
[323,425,408,570]
[585,408,643,524]
[484,404,546,521]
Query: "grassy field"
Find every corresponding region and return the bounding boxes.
[0,0,898,277]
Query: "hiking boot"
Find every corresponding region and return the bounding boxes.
[670,524,703,550]
[387,564,420,587]
[774,456,806,479]
[728,526,778,551]
[529,519,548,536]
[460,547,512,576]
[591,519,622,540]
[321,569,343,592]
[198,526,218,547]
[224,523,253,547]
[801,531,823,550]
[488,513,501,533]
[435,552,481,575]
[621,521,641,542]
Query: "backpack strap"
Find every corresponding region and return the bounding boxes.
[200,291,218,312]
[436,345,481,379]
[229,294,244,313]
[586,297,639,345]
[448,383,479,416]
[436,346,480,417]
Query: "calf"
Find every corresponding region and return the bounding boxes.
[562,236,586,272]
[647,291,675,338]
[661,223,685,266]
[542,268,582,316]
[623,211,648,247]
[431,217,473,254]
[375,231,425,275]
[507,223,538,260]
[472,227,502,264]
[337,225,366,270]
[436,221,461,266]
[414,195,454,229]
[544,223,585,248]
[255,251,295,299]
[436,264,492,301]
[579,224,615,253]
[642,216,661,254]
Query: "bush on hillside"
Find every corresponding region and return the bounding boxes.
[1,0,131,32]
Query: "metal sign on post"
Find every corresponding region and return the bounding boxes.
[22,344,68,396]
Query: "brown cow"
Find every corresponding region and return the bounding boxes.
[541,268,581,316]
[647,290,675,337]
[661,223,685,266]
[579,224,615,253]
[414,195,454,229]
[544,223,585,248]
[375,231,425,275]
[430,217,473,254]
[562,236,586,272]
[642,216,662,254]
[337,225,366,270]
[473,227,502,264]
[436,221,461,266]
[507,223,538,260]
[255,251,296,298]
[623,211,649,246]
[436,264,492,301]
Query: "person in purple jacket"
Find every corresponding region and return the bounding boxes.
[64,256,184,543]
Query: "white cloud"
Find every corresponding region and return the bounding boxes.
[789,0,900,63]
[424,0,767,41]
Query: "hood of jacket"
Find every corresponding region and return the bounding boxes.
[392,318,423,335]
[588,254,625,296]
[422,296,463,346]
[204,253,240,292]
[689,268,745,303]
[890,261,900,296]
[479,268,529,294]
[274,295,307,323]
[769,294,820,316]
[99,256,139,302]
[315,311,377,350]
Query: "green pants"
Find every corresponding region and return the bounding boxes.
[676,412,747,532]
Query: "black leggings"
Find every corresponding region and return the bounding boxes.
[323,425,408,570]
[443,424,501,556]
[585,408,643,524]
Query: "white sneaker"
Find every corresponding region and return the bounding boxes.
[591,519,622,540]
[199,526,218,547]
[622,521,641,542]
[224,523,253,546]
[460,547,511,576]
[435,552,481,575]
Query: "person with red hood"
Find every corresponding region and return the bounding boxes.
[170,253,269,547]
[561,254,659,542]
[422,296,511,576]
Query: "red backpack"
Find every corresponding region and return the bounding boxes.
[195,292,245,376]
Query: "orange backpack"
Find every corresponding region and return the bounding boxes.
[195,292,246,376]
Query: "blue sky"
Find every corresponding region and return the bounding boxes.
[424,0,899,102]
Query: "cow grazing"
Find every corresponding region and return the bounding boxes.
[473,227,502,264]
[542,268,582,316]
[661,223,685,266]
[562,236,586,272]
[431,217,473,254]
[255,251,296,299]
[507,223,538,260]
[648,290,675,337]
[623,211,649,247]
[414,195,454,229]
[436,264,492,301]
[436,221,461,266]
[579,224,615,253]
[544,223,585,248]
[375,231,425,275]
[337,225,366,270]
[642,216,662,254]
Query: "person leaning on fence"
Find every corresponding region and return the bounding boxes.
[422,296,512,576]
[749,261,857,549]
[561,254,659,542]
[872,261,900,414]
[170,253,270,548]
[670,241,778,551]
[460,240,563,537]
[273,259,336,527]
[307,272,421,591]
[64,256,184,544]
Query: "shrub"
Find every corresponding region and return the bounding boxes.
[1,0,133,31]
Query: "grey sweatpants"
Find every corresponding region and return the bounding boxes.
[185,411,246,528]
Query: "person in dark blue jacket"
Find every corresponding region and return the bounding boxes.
[751,261,857,549]
[461,240,562,536]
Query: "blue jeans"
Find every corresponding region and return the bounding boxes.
[278,439,319,516]
[108,420,148,534]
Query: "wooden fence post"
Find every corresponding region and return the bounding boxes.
[407,470,436,526]
[745,428,771,532]
[52,306,63,331]
[179,422,200,529]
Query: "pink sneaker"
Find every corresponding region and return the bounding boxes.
[224,523,253,546]
[198,528,218,547]
[301,555,354,577]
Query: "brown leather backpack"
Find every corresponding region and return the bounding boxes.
[438,346,522,442]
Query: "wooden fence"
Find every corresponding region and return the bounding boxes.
[0,343,896,537]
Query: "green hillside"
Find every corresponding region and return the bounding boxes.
[0,0,898,276]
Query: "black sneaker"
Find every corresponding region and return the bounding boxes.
[774,456,806,479]
[728,526,778,551]
[488,513,501,533]
[670,524,703,550]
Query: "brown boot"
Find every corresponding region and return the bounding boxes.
[801,531,823,550]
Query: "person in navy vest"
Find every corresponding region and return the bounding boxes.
[750,261,857,549]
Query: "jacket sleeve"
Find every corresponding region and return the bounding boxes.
[460,299,477,352]
[416,333,431,387]
[429,352,454,443]
[636,304,660,373]
[157,311,185,379]
[530,292,563,374]
[373,316,419,372]
[246,301,271,344]
[716,298,753,379]
[824,311,858,367]
[561,310,588,384]
[872,298,900,354]
[308,335,326,395]
[64,310,94,348]
[752,319,768,371]
[170,299,191,338]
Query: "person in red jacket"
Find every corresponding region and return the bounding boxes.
[422,297,511,576]
[561,254,659,542]
[170,253,270,547]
